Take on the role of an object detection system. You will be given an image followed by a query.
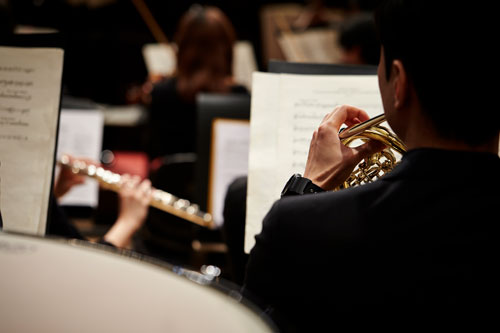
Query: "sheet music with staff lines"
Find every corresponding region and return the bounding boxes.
[245,72,383,253]
[0,46,64,235]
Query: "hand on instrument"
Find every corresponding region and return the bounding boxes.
[53,154,95,200]
[117,174,152,230]
[103,174,152,248]
[303,105,386,190]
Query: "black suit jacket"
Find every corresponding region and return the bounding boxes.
[244,149,500,331]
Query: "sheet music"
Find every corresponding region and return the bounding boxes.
[0,46,64,235]
[245,73,281,252]
[278,29,341,64]
[245,72,383,253]
[56,109,104,207]
[142,43,176,77]
[209,119,250,226]
[233,41,258,92]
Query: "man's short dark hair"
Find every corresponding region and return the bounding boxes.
[375,1,499,145]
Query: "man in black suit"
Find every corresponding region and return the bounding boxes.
[244,1,499,331]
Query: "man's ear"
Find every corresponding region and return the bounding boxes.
[391,60,408,109]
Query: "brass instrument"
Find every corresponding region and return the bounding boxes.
[338,114,407,189]
[58,155,214,229]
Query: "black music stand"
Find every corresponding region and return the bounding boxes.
[195,93,251,212]
[193,93,250,283]
[268,59,377,75]
[0,32,64,48]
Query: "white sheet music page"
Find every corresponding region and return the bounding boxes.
[0,46,64,235]
[233,41,258,92]
[142,43,176,77]
[245,72,382,253]
[245,72,281,253]
[56,109,104,207]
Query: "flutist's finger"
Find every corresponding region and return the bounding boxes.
[119,173,130,187]
[120,174,141,190]
[138,179,152,197]
[129,175,141,188]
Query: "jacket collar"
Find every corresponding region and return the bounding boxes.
[382,148,500,181]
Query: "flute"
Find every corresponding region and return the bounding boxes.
[58,155,214,229]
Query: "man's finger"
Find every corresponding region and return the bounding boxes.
[352,140,387,162]
[329,105,371,129]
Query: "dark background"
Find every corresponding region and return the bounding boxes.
[5,0,376,105]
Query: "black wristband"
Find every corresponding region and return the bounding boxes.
[281,174,325,197]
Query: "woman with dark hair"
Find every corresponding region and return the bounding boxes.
[147,5,247,159]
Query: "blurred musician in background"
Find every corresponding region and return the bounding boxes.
[145,5,248,160]
[338,12,379,65]
[243,0,499,331]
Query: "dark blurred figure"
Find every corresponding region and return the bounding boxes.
[175,5,238,103]
[146,5,248,159]
[8,0,151,105]
[140,6,248,268]
[0,0,14,36]
[338,12,379,65]
[222,176,249,285]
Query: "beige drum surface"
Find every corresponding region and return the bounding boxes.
[0,231,273,332]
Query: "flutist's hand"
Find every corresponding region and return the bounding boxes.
[103,174,152,249]
[53,154,94,199]
[304,105,385,190]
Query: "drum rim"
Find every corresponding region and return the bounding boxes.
[0,230,278,331]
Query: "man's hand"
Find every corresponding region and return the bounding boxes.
[304,105,385,190]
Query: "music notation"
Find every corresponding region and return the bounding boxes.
[0,47,63,235]
[58,156,215,229]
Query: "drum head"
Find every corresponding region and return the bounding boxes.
[0,232,274,332]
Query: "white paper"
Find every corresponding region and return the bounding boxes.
[278,29,341,64]
[245,72,383,253]
[233,41,258,92]
[209,119,250,227]
[56,109,104,207]
[102,104,146,127]
[0,46,64,235]
[245,73,282,253]
[142,43,177,77]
